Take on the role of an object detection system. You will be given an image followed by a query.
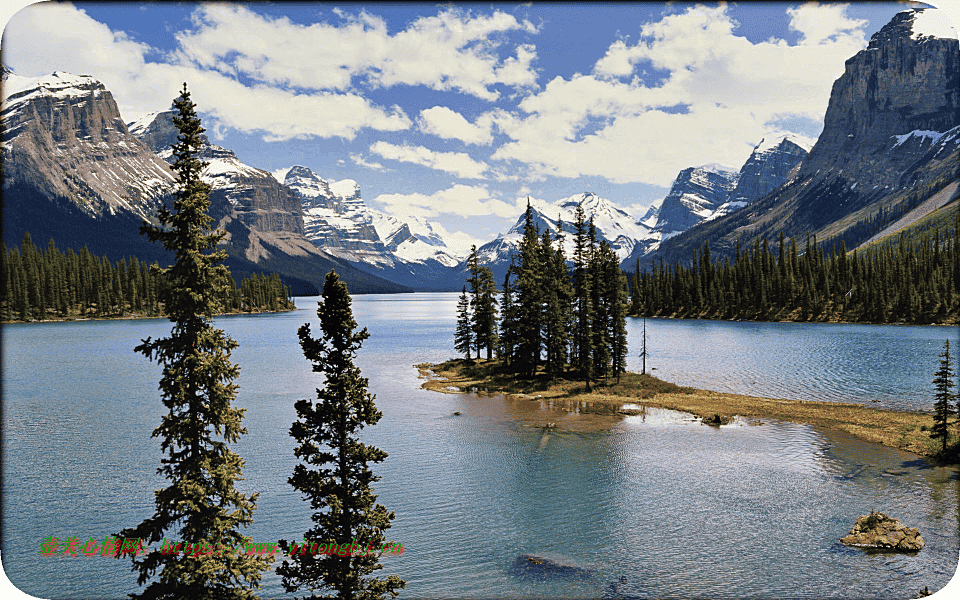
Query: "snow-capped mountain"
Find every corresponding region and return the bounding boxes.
[281,165,462,289]
[128,110,308,257]
[642,7,960,270]
[651,164,739,239]
[469,192,658,283]
[708,136,809,221]
[1,68,408,293]
[2,69,175,220]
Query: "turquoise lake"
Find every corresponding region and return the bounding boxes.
[2,293,959,598]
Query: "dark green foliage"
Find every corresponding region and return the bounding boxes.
[513,201,545,376]
[632,222,960,325]
[118,84,271,599]
[454,286,473,360]
[499,267,519,365]
[466,245,499,360]
[542,222,573,377]
[931,340,956,453]
[277,271,404,599]
[572,205,594,390]
[0,234,293,321]
[457,200,627,388]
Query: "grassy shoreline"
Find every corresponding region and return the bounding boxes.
[417,358,943,459]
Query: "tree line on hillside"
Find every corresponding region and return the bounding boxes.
[1,233,294,322]
[631,220,960,325]
[456,201,628,389]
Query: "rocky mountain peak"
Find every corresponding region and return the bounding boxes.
[724,136,808,208]
[799,7,959,184]
[2,69,174,220]
[653,165,738,236]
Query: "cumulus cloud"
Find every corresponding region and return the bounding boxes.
[373,184,516,219]
[370,141,489,179]
[3,3,414,141]
[173,4,539,101]
[349,153,388,171]
[417,106,496,145]
[494,3,870,186]
[787,2,868,46]
[428,222,488,256]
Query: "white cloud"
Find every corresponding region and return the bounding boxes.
[417,106,496,145]
[370,141,489,179]
[174,4,539,101]
[494,3,870,186]
[271,167,291,183]
[373,184,516,219]
[787,3,868,46]
[429,222,487,255]
[3,3,414,141]
[349,153,387,171]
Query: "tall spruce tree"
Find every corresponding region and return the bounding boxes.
[572,203,594,391]
[277,271,405,599]
[499,267,519,365]
[118,84,271,599]
[454,286,473,360]
[475,266,499,360]
[514,200,544,376]
[542,221,572,377]
[932,340,956,454]
[465,246,498,360]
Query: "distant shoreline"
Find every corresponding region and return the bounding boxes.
[418,358,941,460]
[1,305,297,325]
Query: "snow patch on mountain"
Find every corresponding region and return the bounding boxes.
[2,71,103,106]
[282,165,463,273]
[891,129,948,148]
[909,8,958,40]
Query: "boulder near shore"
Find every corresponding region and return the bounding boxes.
[840,510,924,551]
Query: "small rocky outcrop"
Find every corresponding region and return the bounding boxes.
[702,413,732,426]
[840,510,924,551]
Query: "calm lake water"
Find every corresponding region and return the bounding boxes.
[2,293,959,599]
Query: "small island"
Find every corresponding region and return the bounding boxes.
[418,358,941,459]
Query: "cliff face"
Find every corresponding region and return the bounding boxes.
[800,8,960,189]
[284,166,383,252]
[129,111,304,236]
[643,8,960,268]
[729,138,808,205]
[653,165,738,237]
[1,71,174,220]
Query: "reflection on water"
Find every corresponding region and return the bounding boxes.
[1,293,958,599]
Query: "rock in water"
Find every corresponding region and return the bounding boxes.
[512,554,593,579]
[840,510,924,551]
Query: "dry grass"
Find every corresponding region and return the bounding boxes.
[417,358,940,458]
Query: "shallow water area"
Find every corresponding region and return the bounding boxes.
[2,293,959,599]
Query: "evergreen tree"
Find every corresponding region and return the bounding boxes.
[465,245,498,361]
[276,271,405,599]
[932,340,956,454]
[605,247,629,383]
[571,203,594,390]
[542,221,572,377]
[498,267,519,366]
[514,200,544,376]
[474,265,499,360]
[117,84,271,599]
[454,286,473,360]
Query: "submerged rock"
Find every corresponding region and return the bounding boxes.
[840,510,924,551]
[512,554,593,579]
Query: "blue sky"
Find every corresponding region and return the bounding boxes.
[2,1,956,253]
